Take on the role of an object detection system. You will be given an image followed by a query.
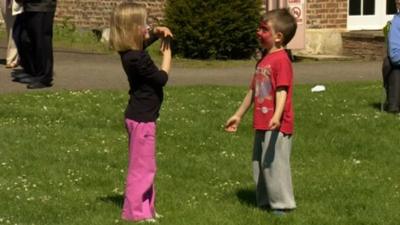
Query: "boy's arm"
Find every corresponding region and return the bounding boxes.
[225,89,253,132]
[269,87,287,130]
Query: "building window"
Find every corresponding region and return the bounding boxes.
[349,0,361,15]
[363,0,375,15]
[387,0,397,14]
[349,0,375,15]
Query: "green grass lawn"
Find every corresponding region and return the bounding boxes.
[0,83,399,225]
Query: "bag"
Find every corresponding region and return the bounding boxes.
[383,21,391,44]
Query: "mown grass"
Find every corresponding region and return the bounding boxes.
[0,82,399,225]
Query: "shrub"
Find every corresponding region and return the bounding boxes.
[165,0,262,60]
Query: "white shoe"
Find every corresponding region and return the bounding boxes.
[138,218,156,223]
[155,213,163,218]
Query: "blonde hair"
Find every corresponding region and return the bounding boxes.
[109,3,147,51]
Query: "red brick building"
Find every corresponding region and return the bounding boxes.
[303,0,396,59]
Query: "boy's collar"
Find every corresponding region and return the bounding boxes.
[267,47,285,55]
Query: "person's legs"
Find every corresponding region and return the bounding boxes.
[261,131,296,210]
[122,119,157,221]
[24,11,54,85]
[38,11,55,84]
[0,0,18,67]
[387,69,400,112]
[382,56,392,105]
[13,12,34,76]
[252,130,269,207]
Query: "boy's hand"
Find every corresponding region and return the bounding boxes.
[225,115,241,133]
[268,116,281,130]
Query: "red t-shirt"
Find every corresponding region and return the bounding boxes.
[250,49,294,134]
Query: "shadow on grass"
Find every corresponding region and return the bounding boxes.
[236,188,257,208]
[98,194,124,208]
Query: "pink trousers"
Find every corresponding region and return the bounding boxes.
[122,119,157,221]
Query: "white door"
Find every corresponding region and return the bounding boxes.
[347,0,396,30]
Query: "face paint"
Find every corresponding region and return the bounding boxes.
[256,21,274,47]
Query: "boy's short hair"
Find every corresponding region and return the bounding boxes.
[261,8,297,46]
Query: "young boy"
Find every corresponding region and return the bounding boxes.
[225,8,297,214]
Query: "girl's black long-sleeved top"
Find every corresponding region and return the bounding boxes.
[119,38,168,122]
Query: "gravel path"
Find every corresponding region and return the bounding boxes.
[0,48,382,94]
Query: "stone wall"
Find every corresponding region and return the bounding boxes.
[55,0,166,29]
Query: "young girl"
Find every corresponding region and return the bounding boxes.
[109,3,172,222]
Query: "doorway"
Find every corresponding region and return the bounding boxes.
[347,0,396,30]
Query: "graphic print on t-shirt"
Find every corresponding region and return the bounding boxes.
[254,65,272,105]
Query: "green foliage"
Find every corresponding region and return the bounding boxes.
[165,0,262,60]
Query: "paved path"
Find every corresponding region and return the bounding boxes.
[0,47,382,94]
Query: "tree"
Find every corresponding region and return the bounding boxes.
[165,0,262,59]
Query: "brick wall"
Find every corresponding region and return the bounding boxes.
[3,1,350,30]
[342,31,386,60]
[55,0,166,29]
[306,0,347,29]
[53,0,350,30]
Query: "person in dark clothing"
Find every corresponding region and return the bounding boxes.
[13,0,56,89]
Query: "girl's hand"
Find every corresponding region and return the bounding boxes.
[154,26,173,38]
[160,37,171,54]
[225,115,241,133]
[160,35,172,73]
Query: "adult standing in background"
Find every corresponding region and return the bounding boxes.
[384,0,400,112]
[0,0,21,69]
[15,0,57,89]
